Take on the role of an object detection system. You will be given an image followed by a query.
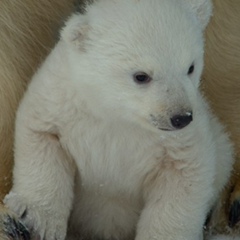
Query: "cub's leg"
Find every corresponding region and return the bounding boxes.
[136,153,213,240]
[4,87,76,239]
[0,0,78,238]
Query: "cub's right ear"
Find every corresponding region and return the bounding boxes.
[61,13,89,50]
[182,0,213,30]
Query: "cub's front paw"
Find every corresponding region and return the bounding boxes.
[2,215,30,240]
[4,192,67,240]
[0,205,30,240]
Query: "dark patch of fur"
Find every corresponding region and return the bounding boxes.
[3,215,30,240]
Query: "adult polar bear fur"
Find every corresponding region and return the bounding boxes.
[4,0,233,239]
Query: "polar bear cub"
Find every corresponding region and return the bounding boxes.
[4,0,233,239]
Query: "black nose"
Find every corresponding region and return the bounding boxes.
[170,112,193,129]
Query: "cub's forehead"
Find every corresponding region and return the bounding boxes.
[86,0,199,32]
[85,0,203,68]
[86,0,202,47]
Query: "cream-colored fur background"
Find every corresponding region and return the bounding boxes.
[0,0,239,239]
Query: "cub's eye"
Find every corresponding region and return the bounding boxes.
[188,64,194,75]
[133,72,151,84]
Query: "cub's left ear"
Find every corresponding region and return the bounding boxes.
[183,0,213,30]
[60,13,90,50]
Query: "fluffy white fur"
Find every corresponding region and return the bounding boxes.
[4,0,234,239]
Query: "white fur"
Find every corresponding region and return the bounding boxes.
[4,0,233,239]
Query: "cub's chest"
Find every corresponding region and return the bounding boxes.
[60,120,165,190]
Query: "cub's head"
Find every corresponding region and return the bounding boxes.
[61,0,212,132]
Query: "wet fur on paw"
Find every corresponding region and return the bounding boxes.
[0,212,30,240]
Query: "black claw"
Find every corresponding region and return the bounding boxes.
[3,215,30,240]
[204,209,213,228]
[20,210,28,220]
[229,199,240,228]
